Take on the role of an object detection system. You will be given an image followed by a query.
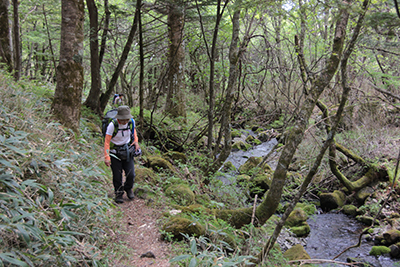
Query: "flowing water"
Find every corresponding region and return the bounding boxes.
[223,137,400,266]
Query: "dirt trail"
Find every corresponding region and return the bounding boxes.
[111,197,174,267]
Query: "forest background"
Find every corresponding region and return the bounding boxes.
[1,0,400,266]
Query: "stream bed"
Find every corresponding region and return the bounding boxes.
[222,137,400,266]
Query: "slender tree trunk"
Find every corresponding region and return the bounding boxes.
[0,0,13,72]
[138,2,144,129]
[51,0,84,132]
[12,0,20,80]
[165,2,186,120]
[42,5,57,77]
[99,0,140,113]
[99,0,110,66]
[84,0,101,114]
[206,0,239,175]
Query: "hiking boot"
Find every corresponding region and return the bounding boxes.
[115,192,124,204]
[125,188,134,200]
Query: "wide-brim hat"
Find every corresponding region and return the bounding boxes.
[115,106,133,120]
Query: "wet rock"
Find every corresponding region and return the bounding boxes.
[238,156,272,174]
[356,215,379,226]
[342,204,360,217]
[232,140,250,151]
[285,208,308,227]
[355,186,374,204]
[383,229,400,245]
[291,222,311,237]
[283,244,311,261]
[319,190,346,211]
[390,244,400,258]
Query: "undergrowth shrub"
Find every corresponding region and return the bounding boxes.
[0,72,113,266]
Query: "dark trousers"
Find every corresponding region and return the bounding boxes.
[110,155,135,194]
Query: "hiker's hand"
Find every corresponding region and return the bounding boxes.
[105,159,111,167]
[134,142,140,150]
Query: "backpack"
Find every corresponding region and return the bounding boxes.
[101,109,135,139]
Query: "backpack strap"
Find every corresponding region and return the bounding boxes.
[111,118,135,138]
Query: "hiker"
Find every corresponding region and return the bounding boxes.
[112,93,124,107]
[104,106,140,203]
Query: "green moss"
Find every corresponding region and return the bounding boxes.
[283,244,311,261]
[135,167,160,185]
[369,246,391,256]
[162,217,205,240]
[290,222,311,237]
[165,184,195,206]
[147,155,175,173]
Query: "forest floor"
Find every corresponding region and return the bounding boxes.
[109,196,175,267]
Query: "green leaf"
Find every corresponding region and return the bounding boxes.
[190,238,197,255]
[0,253,29,267]
[188,257,197,267]
[169,255,191,262]
[16,224,31,244]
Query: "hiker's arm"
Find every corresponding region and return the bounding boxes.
[104,134,112,166]
[133,129,140,149]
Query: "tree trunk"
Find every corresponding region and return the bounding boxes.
[84,0,102,115]
[99,0,140,113]
[164,2,186,120]
[51,0,84,132]
[206,0,239,175]
[99,0,110,66]
[0,0,13,72]
[12,0,20,81]
[138,2,144,129]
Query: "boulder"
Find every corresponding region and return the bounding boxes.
[283,244,311,261]
[319,190,346,211]
[238,156,272,175]
[162,217,205,241]
[146,155,175,173]
[165,184,195,206]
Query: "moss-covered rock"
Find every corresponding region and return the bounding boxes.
[232,140,251,151]
[355,186,374,204]
[342,205,360,217]
[231,129,242,139]
[146,155,175,173]
[222,161,236,172]
[356,215,379,226]
[285,208,308,227]
[319,190,346,211]
[383,229,400,245]
[163,151,187,164]
[283,244,311,261]
[238,156,272,175]
[135,167,159,185]
[369,245,391,256]
[245,135,261,145]
[295,202,317,216]
[162,217,205,240]
[290,222,311,237]
[238,173,272,197]
[165,184,195,206]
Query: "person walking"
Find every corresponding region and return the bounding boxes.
[104,106,140,203]
[112,93,124,108]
